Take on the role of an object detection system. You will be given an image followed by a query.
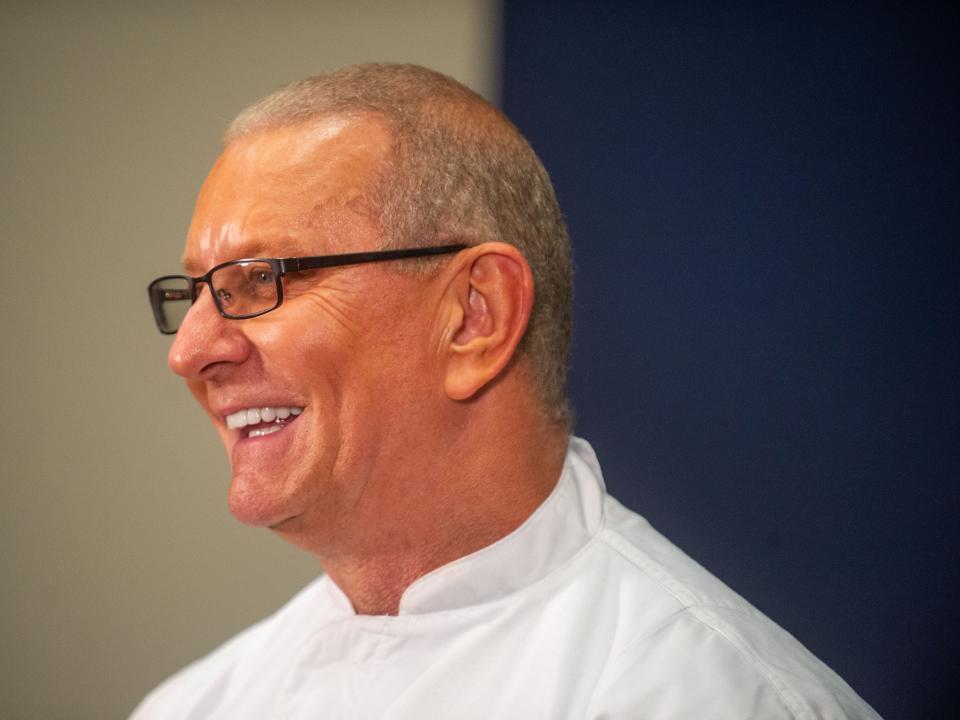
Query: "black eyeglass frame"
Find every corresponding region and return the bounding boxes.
[148,244,467,335]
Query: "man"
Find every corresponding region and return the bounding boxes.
[136,64,879,718]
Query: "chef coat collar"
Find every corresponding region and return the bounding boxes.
[325,437,607,616]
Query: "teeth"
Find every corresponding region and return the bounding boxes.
[225,406,304,430]
[248,424,282,439]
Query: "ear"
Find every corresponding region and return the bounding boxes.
[442,243,534,401]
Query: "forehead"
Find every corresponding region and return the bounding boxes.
[182,115,390,273]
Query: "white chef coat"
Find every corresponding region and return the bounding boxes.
[131,437,880,719]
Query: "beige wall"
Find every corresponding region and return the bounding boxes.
[0,2,498,717]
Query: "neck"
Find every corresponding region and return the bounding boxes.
[281,383,569,616]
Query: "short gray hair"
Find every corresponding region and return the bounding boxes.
[227,63,572,428]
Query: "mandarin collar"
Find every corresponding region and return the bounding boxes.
[324,437,607,616]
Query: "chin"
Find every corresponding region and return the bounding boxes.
[226,476,297,528]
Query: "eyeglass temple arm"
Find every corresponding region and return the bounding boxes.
[279,244,466,273]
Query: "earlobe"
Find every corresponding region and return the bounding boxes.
[442,244,533,401]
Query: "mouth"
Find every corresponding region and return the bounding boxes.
[225,405,304,439]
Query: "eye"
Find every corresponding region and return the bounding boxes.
[251,268,275,285]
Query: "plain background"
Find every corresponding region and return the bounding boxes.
[0,2,498,718]
[503,3,958,718]
[2,2,956,719]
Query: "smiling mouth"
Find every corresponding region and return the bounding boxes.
[225,406,304,439]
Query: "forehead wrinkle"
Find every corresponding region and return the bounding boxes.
[180,116,390,275]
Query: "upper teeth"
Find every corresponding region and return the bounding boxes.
[226,406,303,429]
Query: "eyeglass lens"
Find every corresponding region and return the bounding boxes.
[151,260,279,333]
[150,278,192,334]
[211,261,278,317]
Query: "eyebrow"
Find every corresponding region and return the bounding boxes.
[180,237,316,275]
[180,255,204,275]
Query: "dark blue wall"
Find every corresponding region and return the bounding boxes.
[503,3,958,717]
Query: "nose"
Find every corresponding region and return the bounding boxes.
[168,286,251,379]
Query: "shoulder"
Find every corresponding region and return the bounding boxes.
[128,576,334,719]
[581,495,881,719]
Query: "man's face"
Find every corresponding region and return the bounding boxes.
[169,117,442,539]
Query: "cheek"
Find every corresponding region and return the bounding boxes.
[247,314,300,349]
[246,307,361,402]
[356,314,436,398]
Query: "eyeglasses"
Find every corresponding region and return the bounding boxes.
[148,244,466,334]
